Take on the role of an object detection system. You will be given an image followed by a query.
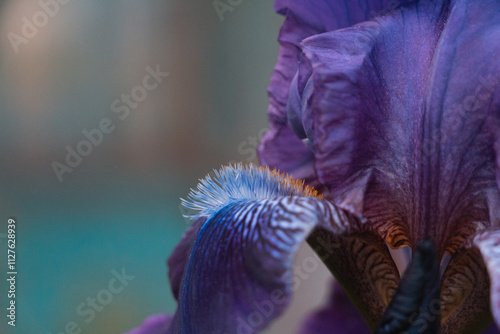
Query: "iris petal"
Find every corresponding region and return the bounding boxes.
[297,0,447,251]
[166,164,367,333]
[440,244,491,333]
[259,0,393,189]
[125,0,500,333]
[307,228,400,329]
[291,0,500,257]
[420,0,500,254]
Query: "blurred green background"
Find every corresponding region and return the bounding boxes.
[0,1,332,333]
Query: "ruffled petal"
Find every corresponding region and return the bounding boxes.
[259,0,394,188]
[166,164,385,333]
[297,281,371,334]
[293,0,500,256]
[124,314,173,334]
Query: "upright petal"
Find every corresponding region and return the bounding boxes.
[421,0,500,253]
[259,0,394,187]
[292,0,500,257]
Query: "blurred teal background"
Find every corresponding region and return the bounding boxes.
[0,1,332,333]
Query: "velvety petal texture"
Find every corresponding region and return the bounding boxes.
[282,0,500,249]
[299,0,479,252]
[167,164,368,333]
[258,0,393,189]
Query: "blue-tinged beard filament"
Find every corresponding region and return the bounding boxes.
[375,239,441,334]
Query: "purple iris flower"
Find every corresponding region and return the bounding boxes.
[125,0,500,333]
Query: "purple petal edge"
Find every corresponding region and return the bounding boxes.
[259,0,393,188]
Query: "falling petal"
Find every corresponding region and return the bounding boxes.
[166,164,372,333]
